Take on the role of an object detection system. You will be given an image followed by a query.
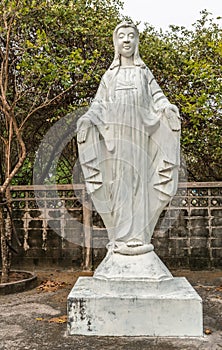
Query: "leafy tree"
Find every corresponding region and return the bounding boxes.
[0,0,122,282]
[18,10,222,186]
[140,11,222,181]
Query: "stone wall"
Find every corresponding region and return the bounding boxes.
[163,184,222,269]
[1,183,222,270]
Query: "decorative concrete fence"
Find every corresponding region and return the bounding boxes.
[5,182,222,270]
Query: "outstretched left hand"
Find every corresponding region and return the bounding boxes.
[164,104,179,117]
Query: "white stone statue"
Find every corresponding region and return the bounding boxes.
[77,21,181,256]
[69,24,202,337]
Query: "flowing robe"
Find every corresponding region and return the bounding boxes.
[77,65,180,251]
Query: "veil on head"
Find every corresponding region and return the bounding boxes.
[110,21,146,70]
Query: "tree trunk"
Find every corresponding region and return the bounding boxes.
[0,189,12,284]
[0,204,9,283]
[82,191,93,271]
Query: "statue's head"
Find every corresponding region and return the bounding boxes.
[110,21,145,69]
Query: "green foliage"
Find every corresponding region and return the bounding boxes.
[1,3,221,184]
[140,11,222,181]
[1,0,122,112]
[0,0,123,185]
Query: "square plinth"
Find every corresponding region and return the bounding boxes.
[67,276,203,337]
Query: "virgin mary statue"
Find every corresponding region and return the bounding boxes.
[77,21,181,256]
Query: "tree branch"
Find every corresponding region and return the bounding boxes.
[0,110,26,195]
[18,56,100,131]
[0,135,7,145]
[19,79,81,131]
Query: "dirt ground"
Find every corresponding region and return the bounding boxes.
[0,268,222,350]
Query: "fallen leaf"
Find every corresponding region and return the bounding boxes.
[204,328,212,335]
[36,317,44,321]
[48,315,67,324]
[37,280,67,293]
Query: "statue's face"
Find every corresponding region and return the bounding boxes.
[116,27,137,58]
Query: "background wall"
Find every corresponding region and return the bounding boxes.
[3,183,222,271]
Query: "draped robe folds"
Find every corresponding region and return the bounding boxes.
[77,65,181,253]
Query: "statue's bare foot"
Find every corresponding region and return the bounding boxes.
[126,239,143,248]
[113,241,154,255]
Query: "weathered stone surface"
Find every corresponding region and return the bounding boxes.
[211,209,222,217]
[212,217,222,226]
[67,275,203,337]
[68,250,203,337]
[93,251,173,281]
[4,183,222,270]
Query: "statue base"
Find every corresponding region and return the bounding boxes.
[67,251,203,337]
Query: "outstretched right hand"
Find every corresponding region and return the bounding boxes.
[77,118,91,143]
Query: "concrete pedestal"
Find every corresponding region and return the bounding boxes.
[67,251,203,337]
